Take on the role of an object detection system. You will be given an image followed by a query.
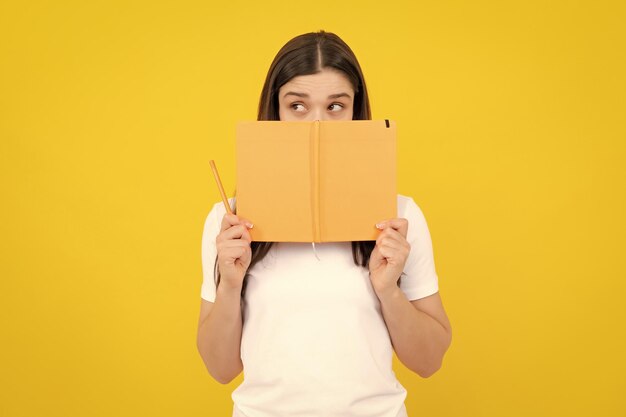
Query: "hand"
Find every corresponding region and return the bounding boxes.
[215,213,254,291]
[369,218,410,297]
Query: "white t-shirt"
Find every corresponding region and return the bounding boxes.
[200,194,439,417]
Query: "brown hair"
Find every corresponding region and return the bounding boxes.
[215,30,377,298]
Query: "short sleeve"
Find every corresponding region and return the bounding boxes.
[397,195,440,301]
[200,198,233,302]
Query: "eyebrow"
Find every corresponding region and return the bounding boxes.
[282,91,352,100]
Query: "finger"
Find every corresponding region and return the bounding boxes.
[376,227,408,247]
[378,243,409,262]
[219,239,252,253]
[377,239,407,256]
[375,218,408,238]
[368,246,384,267]
[221,247,248,265]
[376,235,403,250]
[376,227,403,244]
[218,240,251,261]
[217,223,252,244]
[376,231,410,257]
[220,213,254,233]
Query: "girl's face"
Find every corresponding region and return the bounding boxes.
[278,67,355,121]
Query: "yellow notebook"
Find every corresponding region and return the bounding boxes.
[235,120,397,242]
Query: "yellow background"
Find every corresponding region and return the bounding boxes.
[1,1,624,416]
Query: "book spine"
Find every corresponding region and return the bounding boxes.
[310,120,321,242]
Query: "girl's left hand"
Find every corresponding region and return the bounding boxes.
[369,218,410,297]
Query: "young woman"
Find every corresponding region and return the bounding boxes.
[197,30,452,417]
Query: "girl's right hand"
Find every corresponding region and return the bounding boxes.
[216,213,254,291]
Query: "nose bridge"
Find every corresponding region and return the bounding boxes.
[311,105,324,121]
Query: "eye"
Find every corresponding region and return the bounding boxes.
[328,103,344,112]
[290,103,306,112]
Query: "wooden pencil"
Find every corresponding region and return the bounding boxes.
[209,160,233,215]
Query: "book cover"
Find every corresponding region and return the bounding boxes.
[235,120,397,242]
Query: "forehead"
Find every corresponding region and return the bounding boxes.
[279,69,354,97]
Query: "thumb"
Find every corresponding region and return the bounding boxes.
[369,246,384,270]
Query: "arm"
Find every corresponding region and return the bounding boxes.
[196,284,244,384]
[375,287,452,377]
[369,204,452,378]
[196,209,253,384]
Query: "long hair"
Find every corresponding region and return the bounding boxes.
[215,30,377,298]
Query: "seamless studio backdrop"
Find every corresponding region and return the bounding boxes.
[1,1,624,416]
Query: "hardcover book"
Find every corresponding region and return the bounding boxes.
[235,120,397,242]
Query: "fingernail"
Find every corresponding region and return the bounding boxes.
[245,222,254,229]
[375,223,384,229]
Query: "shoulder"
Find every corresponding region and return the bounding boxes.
[397,193,425,219]
[396,193,432,241]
